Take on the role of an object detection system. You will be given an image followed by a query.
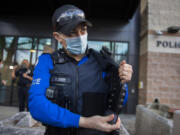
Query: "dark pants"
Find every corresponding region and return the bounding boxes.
[44,126,106,135]
[18,86,29,112]
[0,85,6,104]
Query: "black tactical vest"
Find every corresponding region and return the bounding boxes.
[45,48,126,135]
[45,49,109,135]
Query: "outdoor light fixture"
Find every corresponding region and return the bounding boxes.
[167,26,180,33]
[30,49,36,53]
[155,30,163,35]
[9,65,14,70]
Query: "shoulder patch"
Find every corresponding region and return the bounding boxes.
[32,78,41,85]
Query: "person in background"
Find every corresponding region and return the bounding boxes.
[14,59,33,112]
[43,45,54,54]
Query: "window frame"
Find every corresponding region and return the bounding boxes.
[0,35,53,66]
[87,39,129,63]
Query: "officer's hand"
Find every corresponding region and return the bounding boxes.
[23,73,28,78]
[79,114,120,132]
[118,60,133,84]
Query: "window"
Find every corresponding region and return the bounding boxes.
[114,42,128,55]
[17,37,33,49]
[37,38,51,58]
[88,41,111,52]
[88,40,128,64]
[0,35,52,106]
[5,37,15,48]
[57,42,63,49]
[0,35,128,86]
[0,36,17,88]
[114,42,128,63]
[16,37,33,64]
[38,38,51,50]
[0,35,129,106]
[0,36,16,64]
[57,40,128,64]
[16,50,31,65]
[16,37,52,65]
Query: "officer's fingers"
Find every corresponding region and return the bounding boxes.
[112,117,120,130]
[121,64,132,72]
[119,66,133,77]
[118,65,125,75]
[105,119,120,132]
[119,62,125,70]
[104,125,118,132]
[119,60,126,66]
[119,70,128,77]
[125,64,133,72]
[121,79,127,84]
[120,71,132,79]
[127,65,133,74]
[120,74,131,82]
[116,117,121,127]
[113,118,121,131]
[119,64,130,74]
[104,114,114,122]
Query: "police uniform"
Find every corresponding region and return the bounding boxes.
[28,48,128,135]
[29,4,129,135]
[16,67,33,112]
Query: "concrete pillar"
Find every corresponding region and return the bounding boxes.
[135,105,173,135]
[173,110,180,135]
[139,0,180,108]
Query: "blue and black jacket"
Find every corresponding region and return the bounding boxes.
[28,51,128,128]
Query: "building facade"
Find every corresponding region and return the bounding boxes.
[0,1,140,114]
[139,0,180,108]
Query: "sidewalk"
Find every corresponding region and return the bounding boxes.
[0,106,136,135]
[120,114,136,135]
[0,106,18,121]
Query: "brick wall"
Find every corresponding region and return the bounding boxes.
[139,51,180,108]
[139,0,180,108]
[143,0,180,33]
[146,52,180,107]
[148,0,180,30]
[139,35,148,104]
[139,52,147,104]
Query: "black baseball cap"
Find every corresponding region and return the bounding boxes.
[52,4,92,35]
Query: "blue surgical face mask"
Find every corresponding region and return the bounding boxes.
[65,33,88,55]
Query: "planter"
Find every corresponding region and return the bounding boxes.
[135,105,173,135]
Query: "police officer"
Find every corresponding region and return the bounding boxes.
[28,4,133,135]
[15,59,33,112]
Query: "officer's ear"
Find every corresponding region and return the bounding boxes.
[53,32,67,49]
[53,32,64,44]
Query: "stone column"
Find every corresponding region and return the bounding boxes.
[139,0,180,108]
[173,110,180,135]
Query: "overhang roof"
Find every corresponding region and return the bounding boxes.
[0,0,140,20]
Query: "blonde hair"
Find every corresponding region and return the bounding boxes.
[43,45,54,54]
[21,59,29,66]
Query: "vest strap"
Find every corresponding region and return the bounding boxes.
[89,47,127,135]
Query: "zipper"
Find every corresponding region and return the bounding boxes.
[74,66,79,113]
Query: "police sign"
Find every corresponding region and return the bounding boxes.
[157,41,180,48]
[148,35,180,54]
